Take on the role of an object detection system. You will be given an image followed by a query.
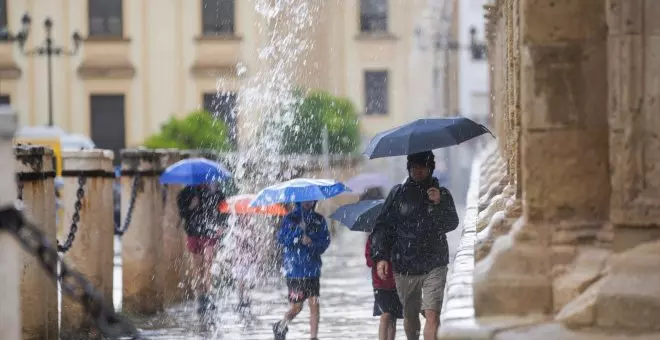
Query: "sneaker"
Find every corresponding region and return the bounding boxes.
[272,321,288,340]
[239,299,251,308]
[197,295,217,315]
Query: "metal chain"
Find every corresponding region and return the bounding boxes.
[57,176,86,253]
[115,174,140,236]
[16,181,24,200]
[0,206,147,340]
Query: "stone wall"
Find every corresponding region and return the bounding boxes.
[440,0,660,338]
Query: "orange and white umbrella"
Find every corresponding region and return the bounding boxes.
[218,194,288,216]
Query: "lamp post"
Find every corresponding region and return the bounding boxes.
[3,13,82,127]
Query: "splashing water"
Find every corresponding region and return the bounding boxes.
[194,0,320,338]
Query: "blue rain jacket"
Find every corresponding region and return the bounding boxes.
[277,206,331,278]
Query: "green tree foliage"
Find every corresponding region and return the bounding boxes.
[143,110,233,151]
[281,90,360,155]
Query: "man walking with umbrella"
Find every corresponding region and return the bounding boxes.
[370,151,459,340]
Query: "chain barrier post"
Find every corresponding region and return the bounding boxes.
[60,149,115,339]
[120,149,166,315]
[0,106,21,340]
[15,144,58,339]
[160,149,187,305]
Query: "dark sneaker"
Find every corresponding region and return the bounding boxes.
[272,321,288,340]
[197,295,217,316]
[239,299,251,308]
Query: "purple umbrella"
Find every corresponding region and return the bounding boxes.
[344,172,394,194]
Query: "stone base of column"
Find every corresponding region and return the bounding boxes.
[476,196,522,262]
[474,216,553,316]
[477,184,514,233]
[557,239,660,332]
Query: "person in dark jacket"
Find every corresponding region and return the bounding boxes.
[371,151,459,340]
[273,201,330,340]
[176,183,228,316]
[366,235,402,340]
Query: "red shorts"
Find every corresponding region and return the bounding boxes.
[186,236,219,255]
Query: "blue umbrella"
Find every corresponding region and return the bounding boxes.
[249,178,351,207]
[160,158,232,185]
[363,117,493,159]
[329,199,384,232]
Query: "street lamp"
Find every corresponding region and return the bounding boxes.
[4,13,83,127]
[469,26,487,60]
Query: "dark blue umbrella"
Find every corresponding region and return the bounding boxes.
[363,117,493,159]
[329,199,384,232]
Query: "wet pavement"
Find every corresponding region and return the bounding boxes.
[113,205,463,340]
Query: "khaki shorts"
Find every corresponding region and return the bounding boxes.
[394,266,448,318]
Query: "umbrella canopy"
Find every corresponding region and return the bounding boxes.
[363,117,493,159]
[16,126,96,149]
[219,194,288,216]
[329,199,384,232]
[249,178,351,207]
[61,134,95,149]
[344,172,394,195]
[160,157,232,185]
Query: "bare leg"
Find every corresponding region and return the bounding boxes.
[282,302,303,326]
[378,313,392,340]
[190,254,203,296]
[387,317,397,340]
[199,246,215,295]
[403,316,421,340]
[308,297,320,338]
[422,309,439,340]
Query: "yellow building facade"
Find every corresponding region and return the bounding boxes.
[0,0,441,158]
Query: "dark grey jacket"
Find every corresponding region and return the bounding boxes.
[370,177,459,275]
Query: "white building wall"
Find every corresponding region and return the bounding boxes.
[458,0,489,125]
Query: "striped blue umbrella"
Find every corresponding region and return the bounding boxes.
[249,178,351,207]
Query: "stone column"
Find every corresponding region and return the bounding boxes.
[607,0,660,251]
[556,0,660,331]
[476,0,524,262]
[160,150,186,305]
[0,107,20,340]
[59,150,115,339]
[15,145,58,339]
[120,149,165,315]
[474,0,610,316]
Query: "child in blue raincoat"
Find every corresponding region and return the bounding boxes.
[273,200,330,340]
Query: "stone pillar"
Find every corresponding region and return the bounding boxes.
[474,0,610,316]
[120,149,165,315]
[607,0,660,251]
[0,107,21,340]
[160,150,186,305]
[15,145,58,339]
[59,150,115,339]
[554,0,660,331]
[476,0,524,262]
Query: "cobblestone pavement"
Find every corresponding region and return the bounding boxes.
[114,205,464,340]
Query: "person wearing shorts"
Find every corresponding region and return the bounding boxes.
[273,201,330,340]
[177,183,227,316]
[370,151,459,340]
[366,235,402,340]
